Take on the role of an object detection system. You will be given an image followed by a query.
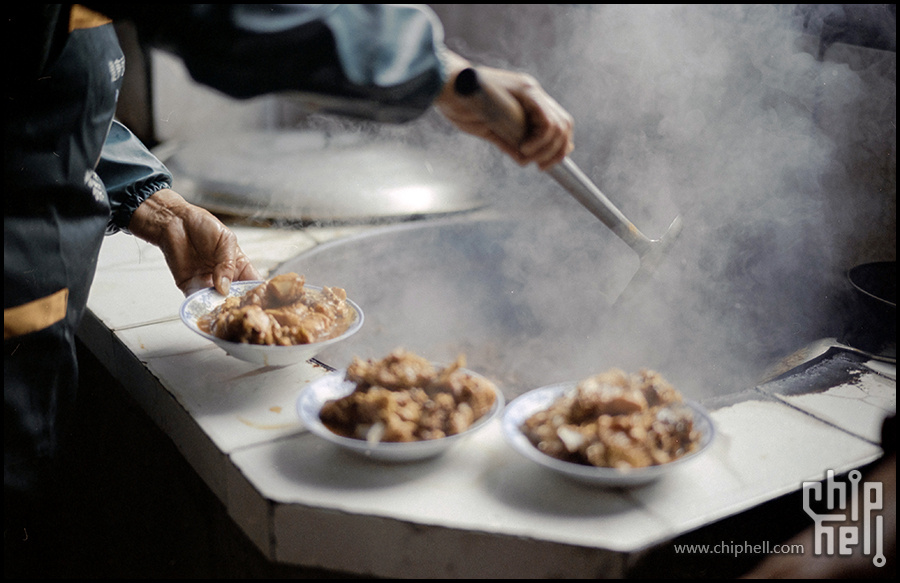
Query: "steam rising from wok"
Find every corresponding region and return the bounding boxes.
[157,5,895,398]
[419,4,896,397]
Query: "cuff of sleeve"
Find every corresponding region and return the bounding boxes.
[106,178,172,235]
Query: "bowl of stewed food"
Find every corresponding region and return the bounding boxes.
[180,272,363,366]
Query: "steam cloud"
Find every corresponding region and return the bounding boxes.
[157,5,895,399]
[421,4,896,397]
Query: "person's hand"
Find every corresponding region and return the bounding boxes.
[128,188,261,296]
[434,51,574,171]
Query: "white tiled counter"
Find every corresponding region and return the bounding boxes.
[79,224,895,578]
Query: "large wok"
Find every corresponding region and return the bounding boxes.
[277,215,644,398]
[278,211,853,398]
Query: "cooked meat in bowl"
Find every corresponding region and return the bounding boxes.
[198,272,356,345]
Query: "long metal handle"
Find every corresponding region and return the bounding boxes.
[548,158,653,255]
[454,67,654,256]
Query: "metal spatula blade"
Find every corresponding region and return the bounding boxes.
[454,67,683,304]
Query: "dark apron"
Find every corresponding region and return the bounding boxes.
[4,7,122,494]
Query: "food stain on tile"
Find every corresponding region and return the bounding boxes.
[236,415,295,430]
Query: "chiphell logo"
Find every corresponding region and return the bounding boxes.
[803,469,885,567]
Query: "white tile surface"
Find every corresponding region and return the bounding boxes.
[88,233,185,328]
[227,397,884,566]
[271,499,626,578]
[629,399,884,535]
[81,224,894,577]
[115,320,326,452]
[231,423,664,550]
[775,368,896,443]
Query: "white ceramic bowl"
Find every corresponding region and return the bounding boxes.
[502,383,715,487]
[180,280,363,367]
[296,370,504,462]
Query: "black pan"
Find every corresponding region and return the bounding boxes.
[844,261,896,354]
[760,261,896,383]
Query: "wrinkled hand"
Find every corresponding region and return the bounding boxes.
[435,51,574,171]
[129,189,261,296]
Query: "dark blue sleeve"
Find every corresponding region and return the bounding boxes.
[90,4,450,122]
[96,120,173,234]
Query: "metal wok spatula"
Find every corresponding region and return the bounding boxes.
[454,67,683,304]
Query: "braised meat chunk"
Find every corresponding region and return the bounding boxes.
[521,368,700,469]
[320,348,497,443]
[198,273,355,345]
[345,348,436,391]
